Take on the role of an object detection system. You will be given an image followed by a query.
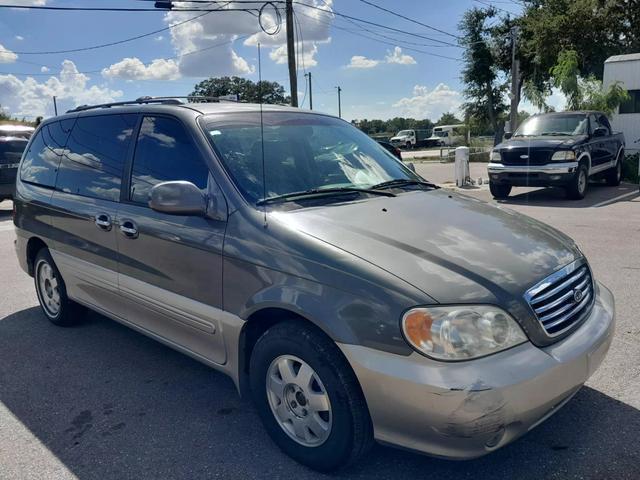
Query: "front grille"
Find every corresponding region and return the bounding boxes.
[525,260,595,336]
[501,148,553,166]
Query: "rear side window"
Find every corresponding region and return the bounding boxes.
[56,114,137,202]
[129,116,209,204]
[19,119,74,187]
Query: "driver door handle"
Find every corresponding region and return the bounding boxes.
[119,219,139,239]
[94,213,112,231]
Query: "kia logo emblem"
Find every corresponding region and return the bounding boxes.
[573,288,584,303]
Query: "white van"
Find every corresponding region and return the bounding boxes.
[427,124,465,147]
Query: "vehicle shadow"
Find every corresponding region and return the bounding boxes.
[1,307,638,480]
[496,182,639,208]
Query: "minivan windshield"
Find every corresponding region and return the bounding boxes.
[204,112,418,204]
[514,114,588,137]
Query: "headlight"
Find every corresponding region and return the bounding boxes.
[401,306,527,361]
[551,150,576,161]
[490,150,502,162]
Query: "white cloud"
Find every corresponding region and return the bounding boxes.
[15,35,24,41]
[270,43,319,67]
[163,0,333,78]
[345,47,416,69]
[3,0,47,4]
[102,57,181,81]
[385,47,416,65]
[0,44,18,64]
[154,35,164,42]
[346,55,379,69]
[0,60,122,119]
[40,66,49,73]
[393,83,462,119]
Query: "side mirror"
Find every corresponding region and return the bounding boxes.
[593,127,607,137]
[149,181,207,216]
[504,131,513,140]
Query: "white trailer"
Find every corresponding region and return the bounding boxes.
[603,53,640,153]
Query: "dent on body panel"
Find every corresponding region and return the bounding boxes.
[223,209,421,354]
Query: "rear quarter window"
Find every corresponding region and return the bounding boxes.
[55,114,137,202]
[19,120,74,187]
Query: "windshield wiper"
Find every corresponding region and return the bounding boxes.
[371,178,439,190]
[540,132,570,136]
[256,187,396,206]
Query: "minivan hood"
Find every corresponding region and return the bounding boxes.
[277,190,579,304]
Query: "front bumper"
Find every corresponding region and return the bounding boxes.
[487,161,578,186]
[339,281,615,459]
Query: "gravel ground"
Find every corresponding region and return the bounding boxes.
[0,181,639,480]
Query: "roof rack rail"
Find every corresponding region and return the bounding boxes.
[66,95,237,113]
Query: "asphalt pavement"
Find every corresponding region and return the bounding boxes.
[0,177,639,480]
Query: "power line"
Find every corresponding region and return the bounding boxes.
[357,0,460,39]
[297,2,460,48]
[296,10,460,61]
[7,9,216,55]
[0,3,263,12]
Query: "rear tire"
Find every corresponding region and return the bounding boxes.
[489,182,512,199]
[249,321,373,472]
[566,163,589,199]
[34,249,85,326]
[605,155,622,186]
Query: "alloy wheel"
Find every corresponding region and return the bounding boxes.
[266,355,332,447]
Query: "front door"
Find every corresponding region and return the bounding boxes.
[115,115,227,364]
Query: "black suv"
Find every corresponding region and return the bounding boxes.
[0,126,33,201]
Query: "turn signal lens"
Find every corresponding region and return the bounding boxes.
[551,150,576,161]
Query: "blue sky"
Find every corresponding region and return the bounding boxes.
[0,0,536,121]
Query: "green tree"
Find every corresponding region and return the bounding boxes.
[190,76,290,104]
[436,112,462,125]
[459,7,507,144]
[550,49,630,114]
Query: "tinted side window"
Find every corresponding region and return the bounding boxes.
[620,90,640,114]
[19,119,74,187]
[130,116,209,204]
[56,114,137,202]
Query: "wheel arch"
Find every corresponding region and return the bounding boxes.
[26,236,49,276]
[237,307,354,398]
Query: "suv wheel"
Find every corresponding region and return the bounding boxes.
[605,156,622,186]
[34,249,84,326]
[566,163,589,199]
[249,321,373,471]
[489,182,512,199]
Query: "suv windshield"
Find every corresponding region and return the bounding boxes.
[204,112,417,204]
[397,130,413,136]
[514,114,588,137]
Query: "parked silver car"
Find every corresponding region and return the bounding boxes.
[13,98,614,471]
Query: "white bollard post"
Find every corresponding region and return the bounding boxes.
[455,146,470,187]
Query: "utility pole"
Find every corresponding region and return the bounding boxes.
[336,86,342,118]
[286,0,298,107]
[304,72,313,110]
[53,96,58,116]
[509,26,520,133]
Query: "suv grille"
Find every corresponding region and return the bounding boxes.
[525,260,594,336]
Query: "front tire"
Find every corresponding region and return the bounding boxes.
[566,163,589,199]
[34,249,85,326]
[490,182,512,199]
[249,321,373,472]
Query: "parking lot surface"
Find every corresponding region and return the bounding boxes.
[1,176,639,479]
